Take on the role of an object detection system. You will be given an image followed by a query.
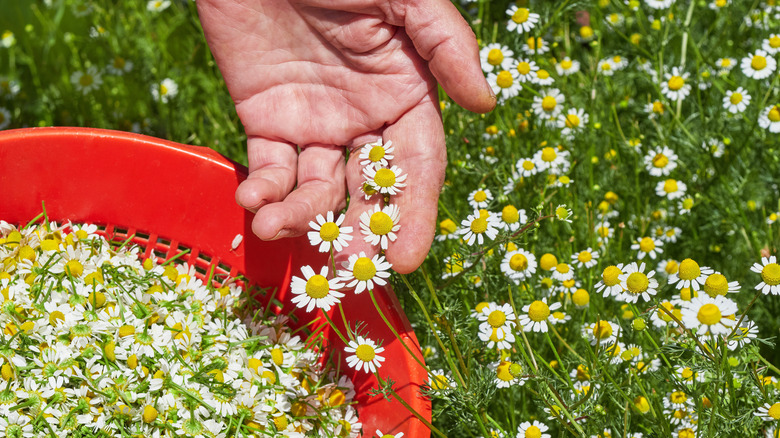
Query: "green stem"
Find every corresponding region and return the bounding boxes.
[368,288,429,373]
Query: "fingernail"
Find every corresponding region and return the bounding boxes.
[269,229,291,240]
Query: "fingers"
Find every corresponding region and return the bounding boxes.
[403,0,496,114]
[250,144,347,240]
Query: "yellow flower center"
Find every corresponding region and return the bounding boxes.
[537,69,550,79]
[652,153,669,168]
[373,168,396,188]
[160,84,169,95]
[559,175,571,185]
[634,396,650,413]
[652,101,664,113]
[752,55,768,70]
[65,260,83,277]
[525,426,542,438]
[678,258,701,280]
[730,92,743,104]
[580,26,593,39]
[697,303,722,325]
[597,226,611,238]
[592,320,613,339]
[768,402,780,420]
[487,310,507,328]
[319,222,340,241]
[353,257,377,281]
[565,114,580,128]
[528,300,550,322]
[470,217,488,234]
[602,265,622,286]
[502,205,519,224]
[79,74,94,87]
[355,344,376,362]
[561,59,573,69]
[368,145,385,162]
[496,361,514,381]
[555,263,570,274]
[369,211,394,236]
[540,254,557,271]
[430,374,448,390]
[762,263,780,285]
[626,272,649,295]
[142,405,158,423]
[473,190,488,202]
[305,274,330,299]
[512,8,530,23]
[671,391,688,404]
[769,106,780,122]
[509,254,528,272]
[703,273,728,297]
[496,71,514,88]
[487,48,504,66]
[577,251,592,263]
[681,367,694,379]
[665,260,679,275]
[522,160,535,171]
[440,219,457,234]
[639,237,655,253]
[601,62,612,71]
[663,179,678,193]
[668,76,684,91]
[541,96,557,112]
[572,289,590,306]
[517,62,531,75]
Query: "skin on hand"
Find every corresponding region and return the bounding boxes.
[197,0,495,274]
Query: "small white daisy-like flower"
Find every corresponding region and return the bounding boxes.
[290,266,345,312]
[442,253,471,278]
[151,77,178,103]
[723,87,751,113]
[427,369,456,391]
[727,319,759,350]
[673,365,705,385]
[595,221,615,244]
[501,249,537,283]
[492,360,527,388]
[646,0,675,9]
[631,236,664,260]
[650,300,683,328]
[556,57,580,76]
[758,105,780,133]
[70,66,103,95]
[359,204,401,250]
[741,49,777,79]
[604,12,625,27]
[755,402,780,422]
[763,34,780,55]
[558,108,589,137]
[584,320,620,345]
[657,259,679,278]
[643,146,678,177]
[702,138,726,157]
[363,165,407,196]
[513,58,539,83]
[715,57,737,74]
[307,211,353,253]
[480,43,514,72]
[532,89,565,118]
[467,188,493,210]
[645,100,666,119]
[339,252,392,294]
[516,420,551,438]
[488,68,521,102]
[551,262,574,282]
[701,271,740,297]
[668,258,713,291]
[554,204,572,223]
[531,67,555,86]
[522,37,549,55]
[519,298,562,333]
[596,264,625,298]
[147,0,171,12]
[506,6,540,33]
[680,294,738,337]
[709,0,729,9]
[478,325,516,350]
[477,302,517,339]
[751,256,780,295]
[344,336,385,373]
[459,210,500,246]
[617,262,659,303]
[498,204,527,232]
[358,138,394,168]
[106,56,133,76]
[571,247,599,269]
[516,157,539,177]
[660,226,682,243]
[655,178,687,200]
[549,309,571,325]
[660,67,692,101]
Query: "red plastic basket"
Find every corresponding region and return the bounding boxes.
[0,127,430,437]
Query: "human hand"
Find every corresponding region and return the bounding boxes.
[197,0,495,273]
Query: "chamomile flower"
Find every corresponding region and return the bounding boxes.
[532,89,565,118]
[604,12,625,27]
[106,56,133,75]
[715,57,737,74]
[517,421,551,438]
[551,262,574,281]
[556,57,581,76]
[498,205,527,232]
[584,320,620,345]
[756,402,780,422]
[531,68,555,86]
[522,37,549,55]
[513,58,539,83]
[681,295,738,336]
[442,253,472,278]
[358,138,394,168]
[477,302,517,341]
[674,365,705,385]
[151,78,178,103]
[709,0,729,9]
[668,258,713,290]
[70,66,102,95]
[488,69,521,102]
[147,0,171,12]
[763,34,780,55]
[480,43,515,72]
[723,87,751,113]
[519,298,562,333]
[646,100,666,119]
[597,57,617,76]
[344,336,385,373]
[661,67,692,101]
[751,256,780,295]
[595,221,615,244]
[596,264,625,298]
[701,271,740,297]
[308,211,353,253]
[501,249,537,283]
[741,49,777,79]
[516,157,540,177]
[657,259,679,278]
[459,210,500,246]
[646,0,675,10]
[290,266,344,312]
[506,6,540,33]
[758,105,780,133]
[359,204,400,250]
[558,108,589,136]
[478,325,516,350]
[655,179,687,200]
[492,360,527,388]
[631,237,663,260]
[363,165,407,196]
[468,189,493,210]
[727,319,759,350]
[427,369,456,391]
[436,219,459,241]
[339,252,392,294]
[617,262,659,303]
[643,146,678,176]
[554,204,573,223]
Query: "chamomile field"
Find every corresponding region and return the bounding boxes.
[2,1,780,437]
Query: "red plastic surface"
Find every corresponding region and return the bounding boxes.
[0,127,431,437]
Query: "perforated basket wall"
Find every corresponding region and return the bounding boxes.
[0,127,431,437]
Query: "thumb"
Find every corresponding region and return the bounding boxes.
[403,0,496,114]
